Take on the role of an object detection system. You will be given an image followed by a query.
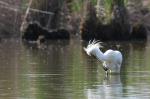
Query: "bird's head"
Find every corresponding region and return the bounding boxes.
[83,47,91,56]
[83,39,103,56]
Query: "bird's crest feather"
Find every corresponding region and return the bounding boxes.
[84,39,103,56]
[87,39,103,48]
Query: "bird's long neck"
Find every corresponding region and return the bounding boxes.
[93,48,106,62]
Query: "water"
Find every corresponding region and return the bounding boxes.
[0,39,150,99]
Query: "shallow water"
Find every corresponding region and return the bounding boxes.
[0,39,150,99]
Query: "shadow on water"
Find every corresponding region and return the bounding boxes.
[22,40,70,49]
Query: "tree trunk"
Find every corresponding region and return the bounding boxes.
[80,1,98,40]
[81,0,147,41]
[111,0,131,40]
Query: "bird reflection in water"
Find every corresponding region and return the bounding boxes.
[86,75,123,99]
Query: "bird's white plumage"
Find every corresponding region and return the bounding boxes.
[84,40,123,73]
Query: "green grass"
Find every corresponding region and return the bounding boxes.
[99,0,128,24]
[71,0,98,12]
[71,0,83,12]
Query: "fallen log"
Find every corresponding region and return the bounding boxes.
[22,21,70,42]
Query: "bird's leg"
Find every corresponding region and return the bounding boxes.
[105,70,109,76]
[103,62,109,76]
[109,69,112,74]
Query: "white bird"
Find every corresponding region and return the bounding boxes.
[84,40,123,74]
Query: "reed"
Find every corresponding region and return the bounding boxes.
[71,0,97,12]
[96,0,128,24]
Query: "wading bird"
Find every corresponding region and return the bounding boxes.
[84,40,123,74]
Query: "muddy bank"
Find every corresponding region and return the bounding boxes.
[22,22,70,42]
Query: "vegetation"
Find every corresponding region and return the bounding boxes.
[19,0,149,41]
[80,0,148,41]
[0,0,149,40]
